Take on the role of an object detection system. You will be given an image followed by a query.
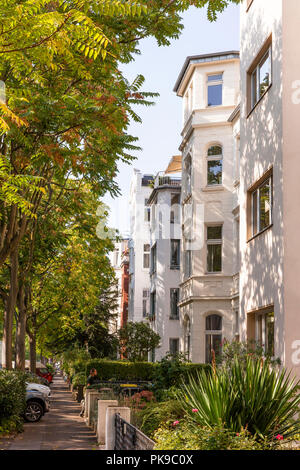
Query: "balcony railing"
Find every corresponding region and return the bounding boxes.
[154,172,181,189]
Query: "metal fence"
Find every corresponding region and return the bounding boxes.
[115,413,155,450]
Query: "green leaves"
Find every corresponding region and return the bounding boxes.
[179,357,300,444]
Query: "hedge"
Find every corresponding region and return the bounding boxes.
[85,360,157,381]
[0,370,26,435]
[84,360,210,384]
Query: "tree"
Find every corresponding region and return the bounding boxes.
[0,0,242,368]
[118,322,160,361]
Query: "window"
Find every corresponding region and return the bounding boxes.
[150,243,157,274]
[185,154,192,196]
[256,310,274,357]
[169,338,179,356]
[144,198,150,222]
[170,239,180,269]
[207,225,222,273]
[151,197,157,229]
[170,288,179,319]
[207,145,223,186]
[184,248,192,279]
[248,40,272,112]
[143,244,150,269]
[142,289,149,318]
[170,193,180,224]
[249,173,272,238]
[150,291,156,320]
[184,316,191,360]
[207,74,223,107]
[235,309,240,340]
[205,314,222,363]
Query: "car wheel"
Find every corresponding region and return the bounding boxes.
[25,401,44,422]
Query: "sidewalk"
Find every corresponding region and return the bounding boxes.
[3,375,98,450]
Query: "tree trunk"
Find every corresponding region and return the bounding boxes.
[29,333,36,374]
[16,284,26,370]
[3,249,19,369]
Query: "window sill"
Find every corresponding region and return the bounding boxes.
[247,224,273,243]
[202,185,224,192]
[206,104,223,109]
[170,265,180,270]
[247,83,272,119]
[205,271,223,275]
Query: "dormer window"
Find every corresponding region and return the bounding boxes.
[207,73,223,107]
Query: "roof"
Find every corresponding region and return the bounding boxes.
[174,51,240,95]
[165,155,182,174]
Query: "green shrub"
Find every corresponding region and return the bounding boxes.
[85,360,157,381]
[71,372,86,388]
[152,354,211,400]
[0,370,26,435]
[179,357,300,443]
[134,399,184,438]
[153,421,267,450]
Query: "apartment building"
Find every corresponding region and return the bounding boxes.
[128,169,153,323]
[239,0,300,379]
[109,238,129,332]
[147,157,182,361]
[174,51,240,363]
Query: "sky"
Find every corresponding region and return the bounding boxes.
[103,4,240,236]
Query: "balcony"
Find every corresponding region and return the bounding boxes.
[154,172,181,189]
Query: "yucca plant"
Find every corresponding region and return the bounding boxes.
[179,357,300,443]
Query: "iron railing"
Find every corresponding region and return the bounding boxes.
[115,413,155,450]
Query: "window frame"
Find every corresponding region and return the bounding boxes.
[150,290,156,320]
[169,338,179,356]
[247,169,273,241]
[255,310,275,357]
[205,314,223,364]
[144,198,150,223]
[142,289,149,318]
[143,243,150,269]
[207,73,223,107]
[170,288,180,320]
[150,243,157,274]
[206,225,223,273]
[207,145,223,186]
[170,239,180,269]
[247,37,272,115]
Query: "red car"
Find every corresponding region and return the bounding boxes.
[36,367,53,384]
[25,361,53,385]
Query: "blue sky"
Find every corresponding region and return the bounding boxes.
[103,4,240,235]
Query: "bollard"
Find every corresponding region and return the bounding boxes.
[105,407,131,450]
[97,400,118,444]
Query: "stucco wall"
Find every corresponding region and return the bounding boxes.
[239,0,284,360]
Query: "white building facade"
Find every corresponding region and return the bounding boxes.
[239,0,300,379]
[128,169,153,323]
[147,162,182,361]
[174,51,241,363]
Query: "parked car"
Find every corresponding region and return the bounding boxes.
[26,382,51,398]
[25,360,54,385]
[25,389,50,423]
